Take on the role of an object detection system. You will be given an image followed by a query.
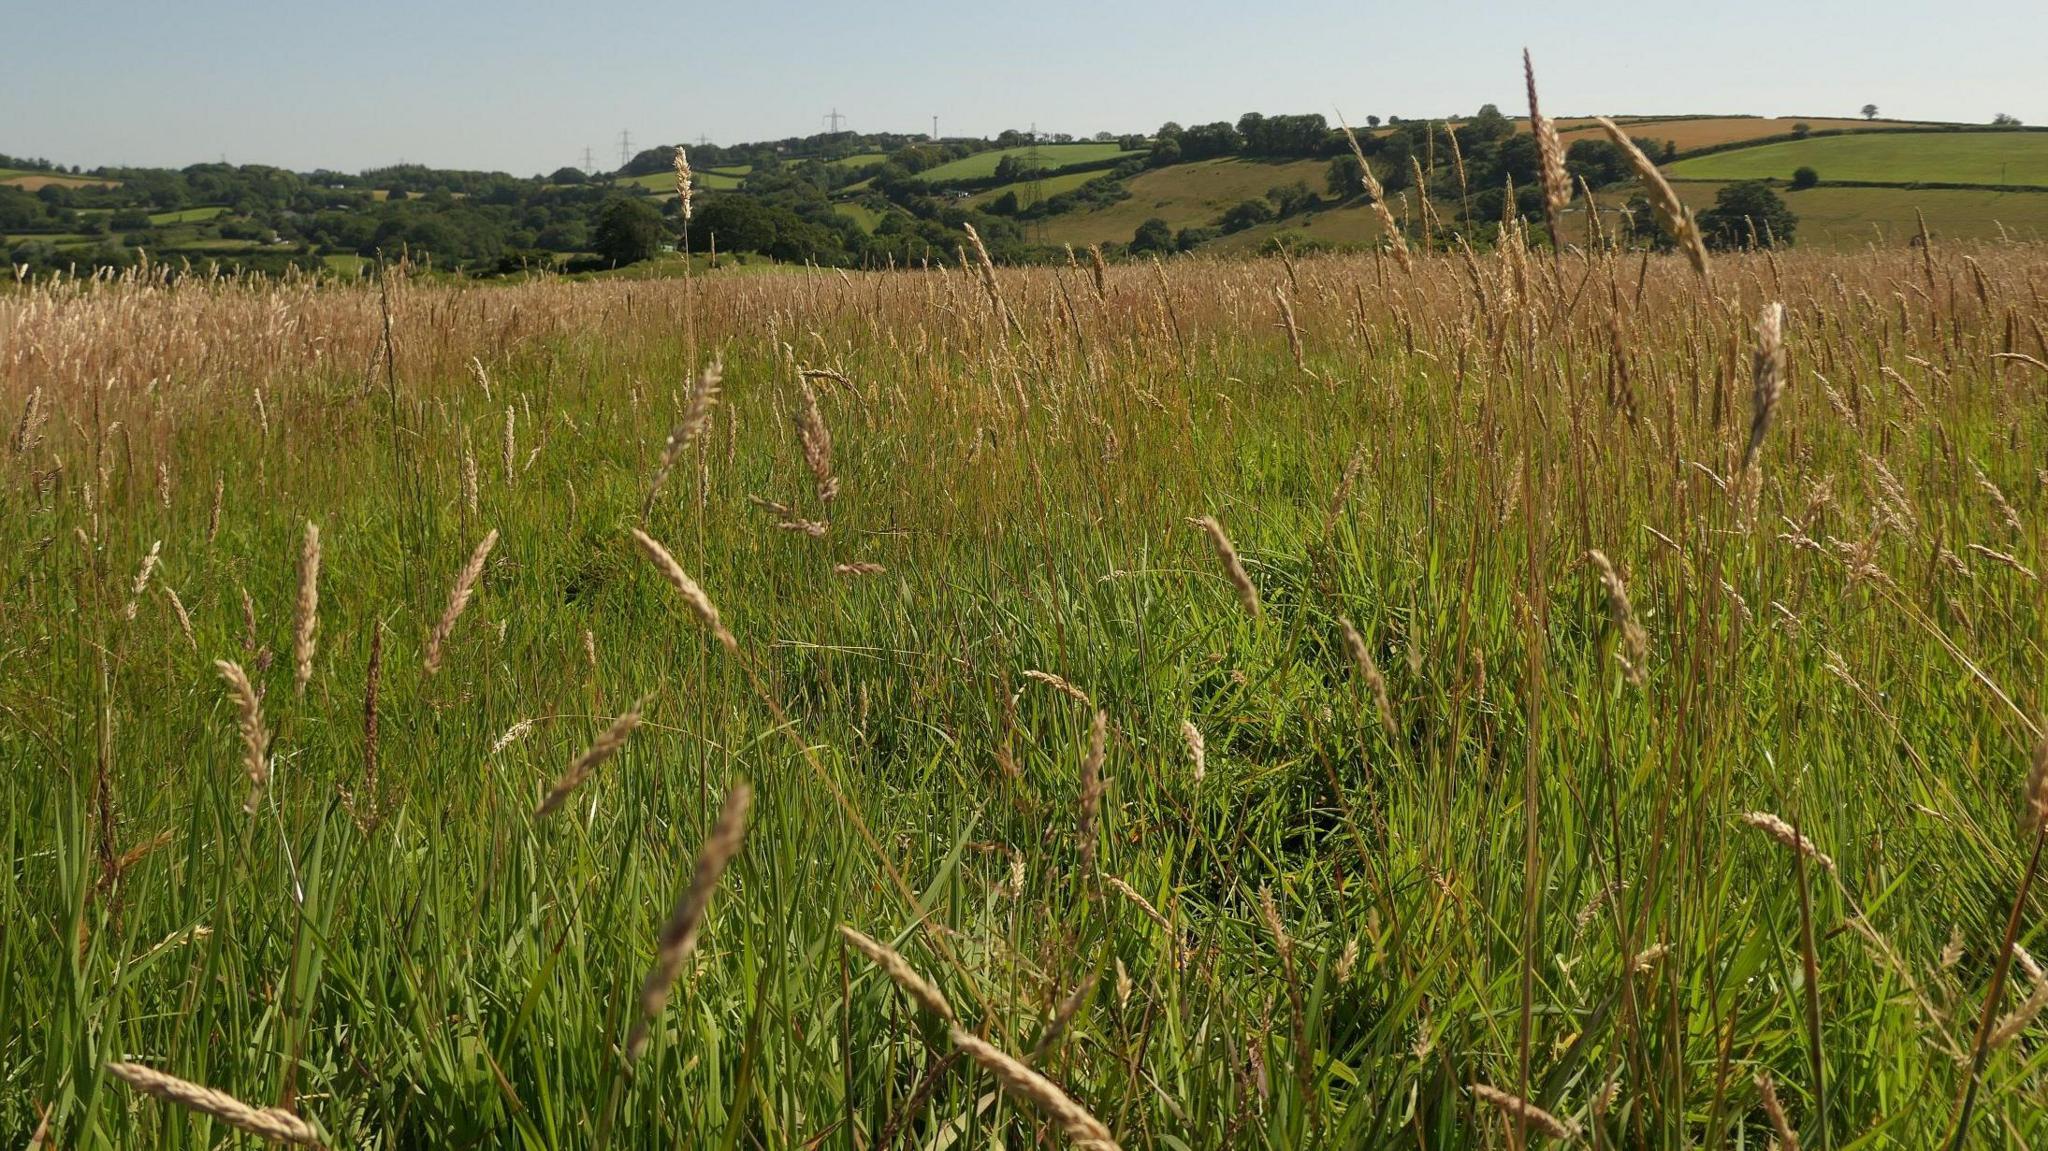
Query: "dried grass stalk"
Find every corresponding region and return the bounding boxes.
[1338,117,1412,271]
[629,528,737,651]
[106,1061,322,1146]
[1077,710,1107,872]
[424,528,497,674]
[1190,515,1260,618]
[643,358,721,517]
[1584,550,1649,685]
[839,925,955,1021]
[293,521,319,695]
[215,660,269,814]
[1470,1083,1580,1142]
[1523,50,1571,246]
[1338,617,1397,735]
[534,705,643,816]
[948,1027,1120,1150]
[1739,811,1835,871]
[1594,116,1708,278]
[627,780,752,1060]
[1755,1073,1798,1150]
[1743,303,1787,474]
[1180,719,1206,783]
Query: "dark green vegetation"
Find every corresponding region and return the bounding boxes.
[5,234,2048,1148]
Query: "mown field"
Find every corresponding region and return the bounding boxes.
[1554,117,1950,154]
[1668,131,2048,187]
[1671,182,2048,247]
[5,230,2048,1150]
[911,142,1133,184]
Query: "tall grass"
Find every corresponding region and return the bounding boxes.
[3,220,2047,1147]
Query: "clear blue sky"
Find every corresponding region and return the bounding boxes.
[6,0,2044,174]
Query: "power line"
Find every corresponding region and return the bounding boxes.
[617,129,633,170]
[824,108,845,134]
[581,147,595,174]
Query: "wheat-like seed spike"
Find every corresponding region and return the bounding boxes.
[293,520,319,695]
[1755,1073,1798,1150]
[1584,550,1649,686]
[1988,978,2048,1049]
[1523,49,1571,247]
[215,659,269,814]
[795,375,840,504]
[1338,617,1398,736]
[501,405,515,487]
[672,147,693,222]
[1020,669,1093,706]
[1593,116,1708,278]
[489,718,535,757]
[1336,115,1412,271]
[161,585,196,649]
[1190,515,1260,618]
[1180,719,1206,783]
[644,358,721,517]
[626,781,752,1060]
[1076,709,1107,872]
[1743,303,1787,474]
[1739,811,1835,871]
[106,1061,322,1145]
[948,1027,1121,1150]
[1104,875,1174,935]
[534,705,643,816]
[124,540,162,621]
[424,528,497,674]
[834,561,887,575]
[629,528,737,651]
[1470,1083,1581,1142]
[839,925,956,1022]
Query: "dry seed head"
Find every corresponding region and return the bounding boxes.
[834,561,887,575]
[1743,303,1787,474]
[839,925,956,1022]
[1335,937,1361,984]
[1337,115,1412,271]
[293,521,319,695]
[125,540,163,621]
[215,659,270,815]
[1338,617,1397,736]
[1988,979,2048,1050]
[629,528,737,651]
[1104,875,1174,935]
[794,375,840,504]
[1755,1073,1798,1151]
[425,528,497,674]
[672,147,693,222]
[162,585,196,649]
[1523,49,1571,244]
[644,358,722,517]
[1190,515,1260,618]
[1470,1083,1581,1142]
[948,1026,1121,1150]
[105,1061,322,1146]
[1077,709,1107,872]
[534,705,643,816]
[1584,550,1648,686]
[1593,116,1707,278]
[1021,669,1093,706]
[1180,719,1206,783]
[1739,811,1835,871]
[627,780,752,1060]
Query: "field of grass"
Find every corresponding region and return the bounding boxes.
[1667,131,2048,187]
[0,169,120,190]
[1037,156,1330,246]
[965,168,1109,209]
[825,153,885,170]
[620,168,745,192]
[1668,181,2048,247]
[831,201,886,233]
[7,233,2048,1150]
[913,142,1132,184]
[146,206,228,226]
[1552,117,1951,154]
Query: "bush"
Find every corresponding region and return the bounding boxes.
[592,197,665,266]
[1218,199,1276,234]
[1698,181,1797,249]
[1790,167,1819,190]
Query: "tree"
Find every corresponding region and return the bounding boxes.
[1861,103,1879,120]
[1697,181,1797,249]
[1790,122,1812,138]
[591,197,664,265]
[1218,198,1275,233]
[1129,216,1174,254]
[1365,115,1382,128]
[548,167,588,185]
[1326,154,1363,199]
[1993,113,2023,127]
[1790,166,1819,190]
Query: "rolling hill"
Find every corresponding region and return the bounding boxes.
[1666,131,2048,187]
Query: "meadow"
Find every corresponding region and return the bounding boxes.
[910,142,1133,184]
[4,222,2048,1151]
[1667,132,2048,188]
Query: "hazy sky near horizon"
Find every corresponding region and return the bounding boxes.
[7,1,2045,174]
